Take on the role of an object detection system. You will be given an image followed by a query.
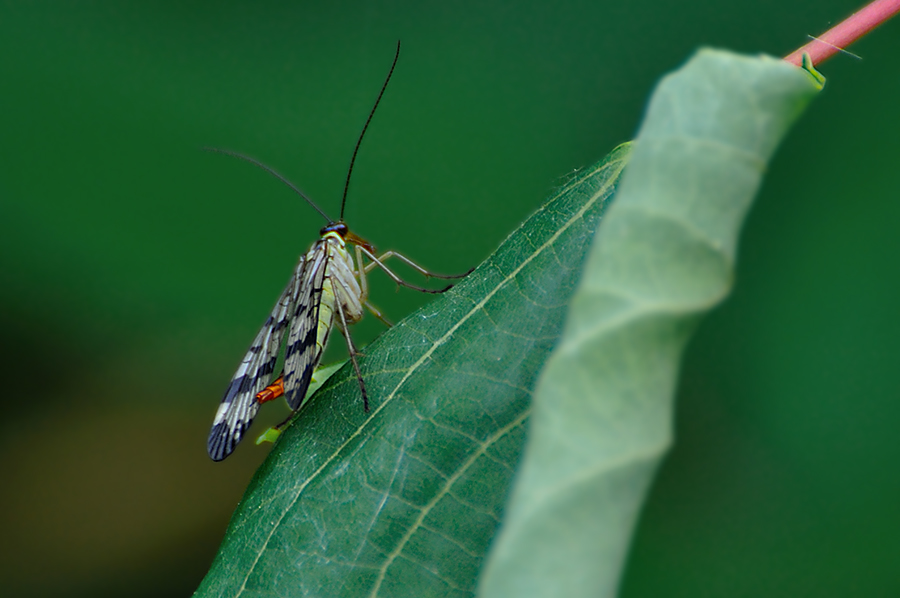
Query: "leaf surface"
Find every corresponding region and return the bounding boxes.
[195,145,632,598]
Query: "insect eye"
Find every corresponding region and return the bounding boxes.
[319,222,345,236]
[320,222,349,237]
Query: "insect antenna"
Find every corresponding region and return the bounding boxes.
[339,40,401,221]
[203,146,333,223]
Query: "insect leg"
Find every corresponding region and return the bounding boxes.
[357,247,456,294]
[353,244,370,300]
[364,300,393,327]
[351,245,393,325]
[336,304,370,411]
[362,249,472,279]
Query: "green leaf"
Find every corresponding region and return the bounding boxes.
[194,145,632,597]
[477,50,821,598]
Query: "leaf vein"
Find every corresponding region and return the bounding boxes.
[367,411,529,597]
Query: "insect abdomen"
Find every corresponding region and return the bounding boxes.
[316,277,337,357]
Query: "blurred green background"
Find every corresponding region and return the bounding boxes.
[1,2,898,597]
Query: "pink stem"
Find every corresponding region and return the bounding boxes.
[784,0,900,66]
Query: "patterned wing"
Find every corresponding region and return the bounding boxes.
[207,259,305,461]
[282,245,333,410]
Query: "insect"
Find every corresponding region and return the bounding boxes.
[207,42,467,461]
